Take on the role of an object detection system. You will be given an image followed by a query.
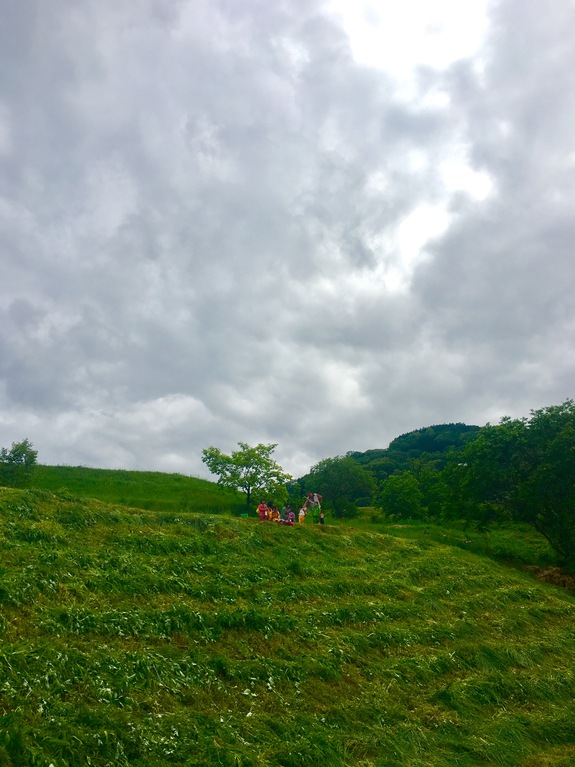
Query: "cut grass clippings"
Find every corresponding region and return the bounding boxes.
[1,487,575,766]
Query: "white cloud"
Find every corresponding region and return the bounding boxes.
[1,0,574,482]
[441,160,493,200]
[326,0,489,76]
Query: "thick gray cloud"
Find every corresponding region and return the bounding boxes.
[1,0,574,479]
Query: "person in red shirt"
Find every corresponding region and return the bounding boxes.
[257,500,269,522]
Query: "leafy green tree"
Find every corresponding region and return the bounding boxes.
[305,455,376,505]
[378,472,425,520]
[0,439,38,487]
[414,466,449,520]
[201,442,292,508]
[459,401,575,567]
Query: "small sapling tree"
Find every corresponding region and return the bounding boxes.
[0,438,38,487]
[202,442,292,508]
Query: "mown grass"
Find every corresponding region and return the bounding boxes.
[1,487,575,766]
[343,511,562,574]
[30,464,246,515]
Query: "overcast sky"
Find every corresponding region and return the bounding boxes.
[1,0,574,480]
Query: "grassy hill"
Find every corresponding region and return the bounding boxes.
[1,487,575,766]
[30,464,246,515]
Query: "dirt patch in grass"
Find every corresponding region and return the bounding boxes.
[525,566,575,592]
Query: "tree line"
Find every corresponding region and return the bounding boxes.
[299,401,575,570]
[5,399,574,570]
[201,402,575,568]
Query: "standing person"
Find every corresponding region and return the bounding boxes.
[287,507,296,525]
[306,492,323,510]
[305,492,322,523]
[318,510,325,525]
[257,499,269,522]
[298,507,306,524]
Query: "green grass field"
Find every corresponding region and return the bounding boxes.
[2,483,575,766]
[345,512,562,574]
[30,464,246,515]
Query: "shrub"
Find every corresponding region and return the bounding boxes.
[0,439,38,488]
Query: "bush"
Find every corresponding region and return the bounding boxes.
[332,500,359,519]
[0,439,38,488]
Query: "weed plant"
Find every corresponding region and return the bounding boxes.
[1,488,575,765]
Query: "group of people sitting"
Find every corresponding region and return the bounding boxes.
[256,492,325,526]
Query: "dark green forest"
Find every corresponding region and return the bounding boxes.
[297,422,481,511]
[348,422,481,479]
[299,402,575,571]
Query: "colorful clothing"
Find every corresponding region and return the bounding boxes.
[307,492,323,508]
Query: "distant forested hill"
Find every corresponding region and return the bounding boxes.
[347,423,481,481]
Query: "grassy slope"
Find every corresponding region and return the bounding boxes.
[346,514,562,573]
[1,488,575,767]
[31,464,246,514]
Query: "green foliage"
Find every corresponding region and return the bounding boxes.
[457,400,575,568]
[378,472,425,520]
[413,466,449,520]
[388,422,481,456]
[348,423,481,481]
[1,488,575,766]
[331,499,359,519]
[202,442,292,507]
[304,455,375,504]
[0,438,38,488]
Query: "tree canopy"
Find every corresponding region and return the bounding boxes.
[457,401,575,567]
[0,439,38,487]
[201,442,292,507]
[347,423,481,481]
[378,472,425,520]
[304,455,376,515]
